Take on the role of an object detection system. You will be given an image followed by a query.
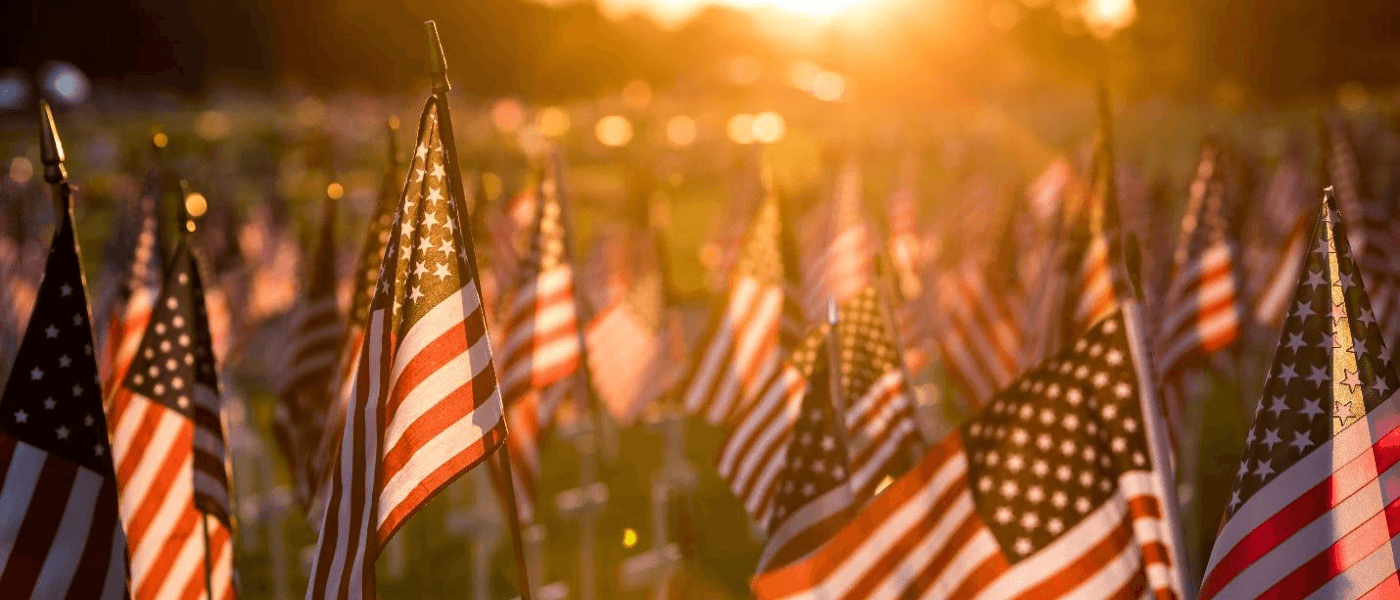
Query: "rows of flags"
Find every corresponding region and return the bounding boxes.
[14,35,1400,600]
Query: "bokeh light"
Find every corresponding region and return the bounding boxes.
[751,111,786,144]
[811,71,845,102]
[726,113,755,144]
[536,106,571,137]
[1081,0,1136,38]
[40,61,90,105]
[492,99,526,133]
[185,192,209,218]
[622,528,638,548]
[195,110,233,141]
[790,60,822,92]
[621,80,653,111]
[595,115,634,147]
[666,115,698,148]
[0,70,31,110]
[9,157,34,185]
[152,132,169,148]
[480,172,503,202]
[326,182,344,200]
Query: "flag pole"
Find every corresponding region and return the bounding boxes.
[425,21,534,600]
[824,298,854,468]
[38,101,69,215]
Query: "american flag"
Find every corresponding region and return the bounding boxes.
[110,238,237,600]
[585,248,680,426]
[1246,142,1311,329]
[311,132,401,525]
[755,320,857,574]
[1199,193,1400,600]
[751,302,1189,600]
[1064,150,1119,337]
[274,194,345,517]
[717,287,920,535]
[0,188,129,599]
[682,190,804,425]
[305,98,507,600]
[97,191,163,394]
[798,162,874,322]
[1322,114,1400,349]
[933,263,1024,409]
[495,158,583,522]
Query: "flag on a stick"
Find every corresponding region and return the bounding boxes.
[110,238,237,600]
[305,98,507,600]
[798,162,874,322]
[0,108,129,599]
[97,191,163,395]
[1199,192,1400,600]
[752,303,1189,600]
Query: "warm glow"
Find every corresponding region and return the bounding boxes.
[596,115,634,147]
[622,528,638,548]
[9,157,33,185]
[480,172,503,202]
[185,192,208,218]
[726,113,755,144]
[764,0,862,15]
[537,106,571,137]
[492,99,526,133]
[326,182,344,200]
[666,115,698,148]
[1081,0,1136,38]
[152,132,168,148]
[811,71,846,101]
[751,111,786,144]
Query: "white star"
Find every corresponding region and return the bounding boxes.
[418,237,434,252]
[820,435,835,452]
[1374,377,1392,397]
[1228,490,1241,511]
[431,164,446,179]
[72,313,84,327]
[1304,269,1327,290]
[1006,454,1025,472]
[94,445,104,457]
[1254,458,1275,479]
[14,410,27,423]
[995,507,1014,524]
[801,482,815,497]
[414,262,429,277]
[1075,497,1092,513]
[1036,433,1053,450]
[1268,396,1288,417]
[59,283,72,297]
[1341,369,1363,393]
[422,210,439,228]
[1290,430,1315,453]
[1295,301,1315,320]
[1358,307,1378,326]
[42,397,55,410]
[811,459,826,474]
[55,426,69,440]
[409,286,425,302]
[30,367,43,380]
[1339,271,1356,289]
[1277,362,1299,383]
[1123,417,1138,432]
[83,414,94,426]
[1111,436,1127,452]
[1047,517,1064,534]
[71,384,83,396]
[1000,480,1019,498]
[45,325,58,338]
[1020,512,1040,530]
[1092,372,1109,388]
[1286,332,1307,352]
[1261,428,1282,450]
[425,187,444,202]
[1105,349,1123,365]
[58,355,70,368]
[1027,486,1045,503]
[1300,397,1325,419]
[416,144,429,158]
[437,238,453,255]
[1307,365,1330,387]
[1236,460,1250,479]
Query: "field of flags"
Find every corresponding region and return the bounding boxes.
[11,20,1400,600]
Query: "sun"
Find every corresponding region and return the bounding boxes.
[765,0,865,15]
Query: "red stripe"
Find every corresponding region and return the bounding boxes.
[377,422,506,543]
[1009,514,1136,600]
[1254,494,1400,600]
[124,416,192,551]
[379,344,502,485]
[1201,423,1400,599]
[1357,572,1400,600]
[135,507,199,600]
[0,449,77,597]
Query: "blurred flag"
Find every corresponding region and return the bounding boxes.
[311,129,402,524]
[495,159,584,522]
[110,238,236,600]
[933,263,1024,408]
[483,181,540,314]
[752,303,1189,600]
[1322,113,1400,348]
[701,152,766,294]
[0,185,130,599]
[1156,140,1244,433]
[1199,193,1400,600]
[274,193,345,517]
[682,186,804,425]
[306,99,507,599]
[96,181,164,391]
[754,331,856,573]
[1246,141,1312,328]
[717,287,919,533]
[798,162,874,322]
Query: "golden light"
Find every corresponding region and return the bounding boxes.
[1338,81,1369,111]
[9,157,33,185]
[595,115,634,147]
[666,115,698,148]
[1080,0,1136,38]
[811,71,846,102]
[491,98,526,134]
[480,172,503,202]
[152,132,169,148]
[536,106,571,138]
[988,0,1021,30]
[194,110,232,141]
[621,80,653,111]
[726,113,755,145]
[751,111,786,144]
[326,182,344,200]
[622,528,638,549]
[185,192,209,218]
[765,0,863,15]
[790,60,822,92]
[875,474,895,496]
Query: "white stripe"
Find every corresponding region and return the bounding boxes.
[501,299,576,361]
[976,488,1131,600]
[756,484,855,571]
[500,333,578,391]
[31,464,103,599]
[1300,532,1400,600]
[921,529,1001,600]
[100,523,127,600]
[148,518,205,600]
[210,522,234,600]
[349,307,386,600]
[708,286,783,423]
[382,329,494,453]
[1056,542,1143,600]
[1208,388,1400,573]
[0,442,43,575]
[129,449,194,583]
[870,493,979,599]
[379,387,504,528]
[388,286,477,389]
[683,277,760,414]
[718,369,803,477]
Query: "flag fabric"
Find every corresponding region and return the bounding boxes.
[752,302,1190,600]
[755,329,857,574]
[1199,194,1400,600]
[585,249,681,426]
[311,141,401,524]
[0,191,129,599]
[305,98,507,600]
[717,287,920,533]
[682,189,804,425]
[97,192,163,395]
[1252,215,1312,329]
[797,162,874,322]
[932,263,1024,408]
[110,239,236,600]
[495,160,584,522]
[274,195,345,517]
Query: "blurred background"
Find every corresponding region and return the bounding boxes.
[3,0,1400,599]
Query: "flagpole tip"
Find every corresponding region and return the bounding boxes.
[826,297,839,326]
[38,101,66,184]
[425,20,450,93]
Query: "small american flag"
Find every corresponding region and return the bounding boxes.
[585,257,680,426]
[718,287,919,536]
[496,158,583,522]
[933,261,1024,409]
[798,162,873,323]
[274,195,345,517]
[97,191,163,394]
[752,302,1189,600]
[1200,193,1400,600]
[111,238,237,600]
[305,98,507,600]
[682,190,804,425]
[0,191,130,599]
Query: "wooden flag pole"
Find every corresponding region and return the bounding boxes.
[425,20,534,600]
